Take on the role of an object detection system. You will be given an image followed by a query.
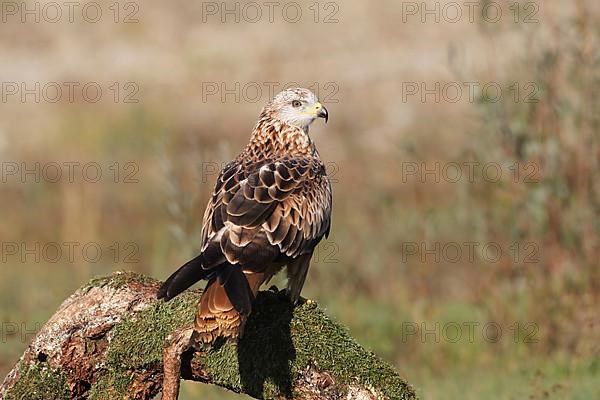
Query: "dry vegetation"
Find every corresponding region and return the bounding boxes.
[1,0,599,398]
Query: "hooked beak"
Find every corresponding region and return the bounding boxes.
[315,102,329,123]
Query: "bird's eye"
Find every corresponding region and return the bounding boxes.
[292,100,302,108]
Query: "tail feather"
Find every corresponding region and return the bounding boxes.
[161,254,266,345]
[158,254,212,300]
[193,268,264,345]
[220,264,254,316]
[194,276,243,344]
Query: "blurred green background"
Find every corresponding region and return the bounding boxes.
[1,0,599,398]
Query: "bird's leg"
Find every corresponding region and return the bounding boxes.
[161,325,194,400]
[285,255,312,305]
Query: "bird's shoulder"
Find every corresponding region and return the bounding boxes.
[212,154,327,198]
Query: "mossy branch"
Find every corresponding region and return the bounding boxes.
[0,271,417,400]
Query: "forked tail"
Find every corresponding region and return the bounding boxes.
[159,256,264,345]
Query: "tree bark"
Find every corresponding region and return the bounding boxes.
[0,271,417,400]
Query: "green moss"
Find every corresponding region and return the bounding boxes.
[292,304,415,400]
[86,272,199,398]
[76,273,415,399]
[82,270,158,293]
[87,370,133,400]
[106,291,199,369]
[198,292,417,399]
[4,362,70,400]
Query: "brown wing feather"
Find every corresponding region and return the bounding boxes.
[200,156,331,270]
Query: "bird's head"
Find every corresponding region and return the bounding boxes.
[263,88,328,130]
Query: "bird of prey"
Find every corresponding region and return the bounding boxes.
[158,88,332,345]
